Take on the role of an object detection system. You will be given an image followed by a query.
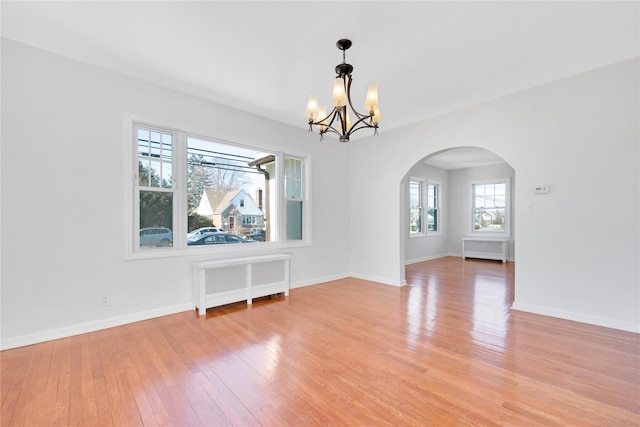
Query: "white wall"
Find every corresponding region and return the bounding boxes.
[350,57,639,332]
[0,39,352,349]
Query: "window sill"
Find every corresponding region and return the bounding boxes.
[126,240,311,260]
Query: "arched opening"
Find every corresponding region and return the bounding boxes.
[400,146,515,279]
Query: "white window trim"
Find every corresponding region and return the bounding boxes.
[408,177,425,238]
[427,180,442,236]
[124,113,312,260]
[470,177,511,237]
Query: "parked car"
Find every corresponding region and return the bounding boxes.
[244,230,266,242]
[187,232,246,246]
[187,227,222,239]
[140,227,173,247]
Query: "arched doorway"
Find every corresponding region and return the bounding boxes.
[400,146,515,274]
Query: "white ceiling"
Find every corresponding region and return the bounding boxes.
[424,147,506,170]
[2,1,638,143]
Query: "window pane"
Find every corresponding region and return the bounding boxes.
[427,183,438,232]
[186,136,271,242]
[409,181,421,207]
[285,157,304,241]
[139,191,173,248]
[429,208,438,232]
[409,180,424,234]
[473,182,507,233]
[410,207,422,233]
[286,200,303,240]
[138,128,172,189]
[285,158,302,199]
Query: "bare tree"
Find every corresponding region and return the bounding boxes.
[187,155,251,214]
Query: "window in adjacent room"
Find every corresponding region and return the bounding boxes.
[427,182,440,234]
[409,179,424,235]
[471,179,510,235]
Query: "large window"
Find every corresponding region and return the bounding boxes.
[131,120,308,255]
[409,179,424,235]
[472,179,510,235]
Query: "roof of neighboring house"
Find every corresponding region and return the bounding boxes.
[202,190,227,214]
[199,189,263,217]
[214,191,238,215]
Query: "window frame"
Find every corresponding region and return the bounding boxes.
[470,178,511,237]
[125,115,312,259]
[408,178,425,237]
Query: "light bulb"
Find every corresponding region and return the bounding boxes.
[332,78,347,107]
[364,83,379,113]
[306,95,318,120]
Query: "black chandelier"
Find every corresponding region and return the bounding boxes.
[306,39,381,142]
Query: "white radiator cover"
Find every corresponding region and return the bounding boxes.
[461,237,508,262]
[193,254,291,315]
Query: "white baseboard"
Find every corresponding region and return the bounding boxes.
[405,254,449,265]
[0,303,194,350]
[350,272,407,287]
[290,273,350,289]
[511,301,639,333]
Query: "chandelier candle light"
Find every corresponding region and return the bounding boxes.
[306,39,381,142]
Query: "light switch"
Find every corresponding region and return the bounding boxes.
[524,203,533,214]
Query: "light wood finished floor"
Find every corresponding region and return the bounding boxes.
[2,257,639,426]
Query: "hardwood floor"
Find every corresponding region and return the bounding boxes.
[2,257,639,426]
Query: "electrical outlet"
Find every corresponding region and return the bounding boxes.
[101,295,111,307]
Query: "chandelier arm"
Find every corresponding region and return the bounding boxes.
[327,110,348,137]
[346,122,378,138]
[310,107,345,138]
[345,74,372,121]
[320,126,343,138]
[340,105,349,135]
[346,116,376,136]
[312,107,339,127]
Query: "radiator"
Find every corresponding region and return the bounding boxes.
[192,254,291,315]
[461,238,508,263]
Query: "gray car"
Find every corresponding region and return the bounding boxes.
[187,232,245,246]
[140,227,173,247]
[187,227,223,239]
